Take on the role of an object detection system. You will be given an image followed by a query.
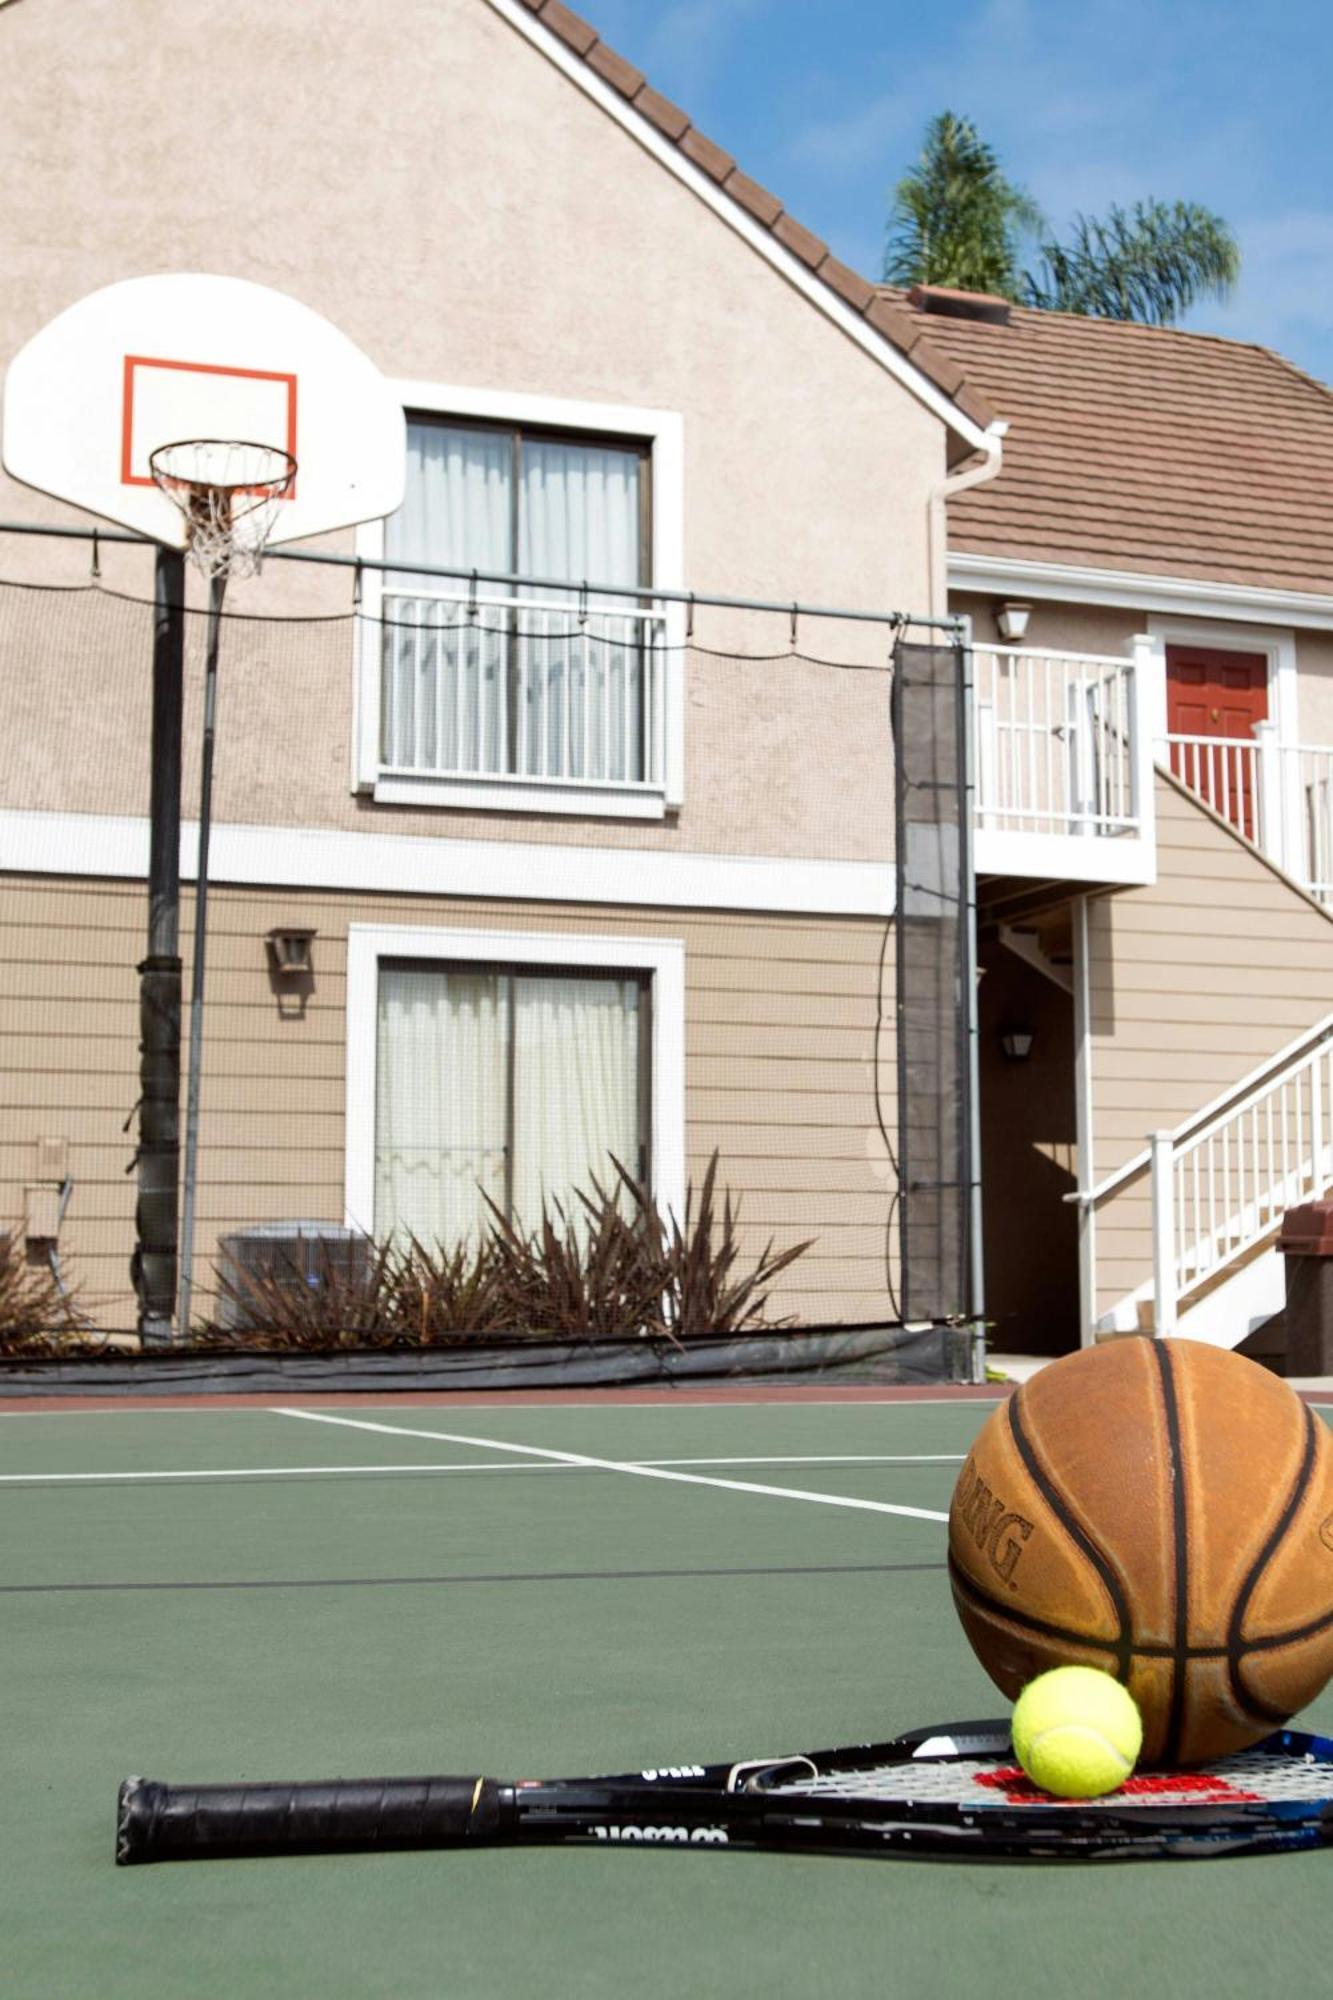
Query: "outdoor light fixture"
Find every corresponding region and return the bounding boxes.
[265,927,316,978]
[996,600,1032,643]
[999,1027,1035,1061]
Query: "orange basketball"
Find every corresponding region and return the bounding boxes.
[948,1339,1333,1766]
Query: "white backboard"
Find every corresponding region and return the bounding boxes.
[2,273,406,548]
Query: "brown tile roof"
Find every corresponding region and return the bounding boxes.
[886,286,1333,597]
[512,1,994,457]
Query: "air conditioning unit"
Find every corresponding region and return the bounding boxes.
[215,1222,373,1331]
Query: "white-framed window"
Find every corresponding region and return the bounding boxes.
[345,925,685,1247]
[353,385,685,818]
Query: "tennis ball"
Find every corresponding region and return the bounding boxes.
[1011,1666,1142,1798]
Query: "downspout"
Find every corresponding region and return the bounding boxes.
[931,420,1006,1377]
[928,421,1007,616]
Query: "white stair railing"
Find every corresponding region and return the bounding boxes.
[1295,744,1333,906]
[1163,733,1261,844]
[1150,1024,1333,1332]
[1162,731,1333,908]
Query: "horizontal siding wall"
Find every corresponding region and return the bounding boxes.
[0,872,900,1332]
[1090,771,1333,1318]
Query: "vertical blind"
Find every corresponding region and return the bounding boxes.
[381,420,648,783]
[374,963,646,1248]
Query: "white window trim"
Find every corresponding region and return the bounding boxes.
[353,383,686,818]
[344,923,686,1241]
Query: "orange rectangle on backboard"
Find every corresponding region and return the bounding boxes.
[120,356,299,493]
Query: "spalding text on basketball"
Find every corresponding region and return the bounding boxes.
[953,1458,1034,1590]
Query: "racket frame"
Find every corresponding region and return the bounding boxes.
[117,1720,1333,1865]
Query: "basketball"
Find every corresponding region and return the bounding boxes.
[948,1338,1333,1765]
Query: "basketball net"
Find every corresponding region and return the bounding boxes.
[149,439,297,580]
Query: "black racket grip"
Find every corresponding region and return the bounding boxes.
[116,1774,504,1864]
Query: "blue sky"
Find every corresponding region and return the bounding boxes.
[586,0,1333,382]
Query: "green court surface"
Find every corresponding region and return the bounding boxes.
[4,1392,1333,1999]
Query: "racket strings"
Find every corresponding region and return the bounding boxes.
[762,1750,1331,1808]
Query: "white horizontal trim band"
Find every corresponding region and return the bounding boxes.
[0,810,896,916]
[950,552,1333,631]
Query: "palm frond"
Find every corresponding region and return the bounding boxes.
[1024,200,1239,324]
[883,111,1043,296]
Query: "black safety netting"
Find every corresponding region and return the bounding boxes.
[891,639,972,1329]
[0,547,975,1381]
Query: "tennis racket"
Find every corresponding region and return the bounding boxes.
[117,1719,1333,1864]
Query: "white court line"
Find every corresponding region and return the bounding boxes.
[0,1396,1002,1418]
[274,1408,951,1524]
[0,1451,966,1488]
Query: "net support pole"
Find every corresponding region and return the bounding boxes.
[177,571,226,1337]
[134,547,186,1345]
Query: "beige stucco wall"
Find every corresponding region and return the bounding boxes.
[954,593,1142,661]
[1294,630,1333,743]
[0,873,898,1332]
[0,0,947,863]
[1088,773,1333,1320]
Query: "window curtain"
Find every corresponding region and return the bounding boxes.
[381,423,645,782]
[374,964,644,1251]
[374,966,509,1248]
[509,973,643,1229]
[520,440,644,783]
[382,425,512,773]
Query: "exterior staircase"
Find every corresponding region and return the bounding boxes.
[1076,766,1333,1357]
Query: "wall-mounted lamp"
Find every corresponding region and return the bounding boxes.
[996,600,1032,643]
[265,927,316,978]
[999,1027,1035,1062]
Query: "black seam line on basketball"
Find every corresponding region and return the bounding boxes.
[950,1556,1333,1662]
[947,1553,1125,1656]
[1149,1341,1189,1768]
[1226,1402,1321,1725]
[1006,1387,1134,1680]
[0,1559,949,1596]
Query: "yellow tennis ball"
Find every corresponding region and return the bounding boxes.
[1011,1667,1143,1799]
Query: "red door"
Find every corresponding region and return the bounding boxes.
[1166,646,1268,841]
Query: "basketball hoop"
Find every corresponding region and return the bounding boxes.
[149,438,297,579]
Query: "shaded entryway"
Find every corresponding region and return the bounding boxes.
[977,903,1080,1357]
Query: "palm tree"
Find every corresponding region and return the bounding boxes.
[884,113,1239,327]
[1024,201,1240,325]
[884,113,1041,299]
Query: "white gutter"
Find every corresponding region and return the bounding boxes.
[949,551,1333,632]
